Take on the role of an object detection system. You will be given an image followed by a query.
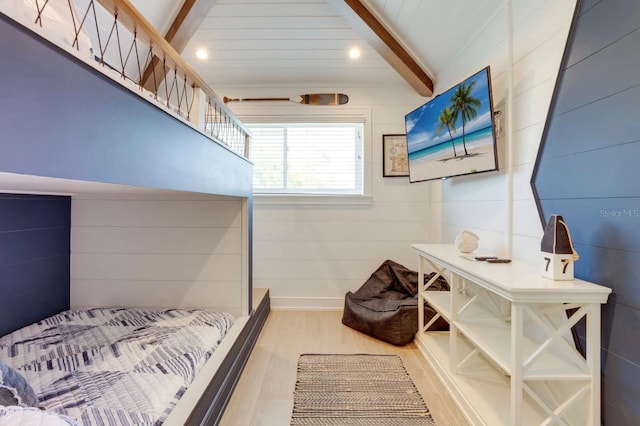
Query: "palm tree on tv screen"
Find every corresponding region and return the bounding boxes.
[436,106,458,157]
[450,80,481,156]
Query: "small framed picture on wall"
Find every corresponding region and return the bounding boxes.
[382,134,409,177]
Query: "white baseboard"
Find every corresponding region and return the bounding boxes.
[270,296,344,311]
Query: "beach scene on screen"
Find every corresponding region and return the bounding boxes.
[405,68,497,182]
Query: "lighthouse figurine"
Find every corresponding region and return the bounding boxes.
[540,215,579,280]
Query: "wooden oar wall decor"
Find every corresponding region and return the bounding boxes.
[223,93,349,105]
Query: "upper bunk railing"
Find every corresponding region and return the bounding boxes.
[0,0,250,158]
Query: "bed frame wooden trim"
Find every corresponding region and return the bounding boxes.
[186,289,270,425]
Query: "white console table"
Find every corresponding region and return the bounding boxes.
[412,244,610,426]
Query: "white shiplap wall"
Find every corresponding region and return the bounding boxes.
[70,192,248,317]
[429,0,577,263]
[215,0,576,310]
[228,86,428,310]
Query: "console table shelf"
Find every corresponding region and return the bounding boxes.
[413,244,610,426]
[422,291,590,380]
[421,332,549,425]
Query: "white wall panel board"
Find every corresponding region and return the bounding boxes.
[510,0,547,28]
[73,192,238,202]
[256,279,363,299]
[72,192,239,201]
[512,234,543,266]
[253,240,416,262]
[270,296,344,311]
[511,79,556,133]
[370,106,415,128]
[71,227,242,255]
[253,258,381,281]
[439,11,508,89]
[72,199,242,227]
[368,182,430,202]
[512,124,544,167]
[441,200,508,233]
[512,0,575,63]
[254,220,428,242]
[71,279,241,314]
[253,203,428,223]
[512,163,535,201]
[441,172,507,203]
[512,199,544,239]
[72,253,240,281]
[428,199,443,241]
[512,30,571,98]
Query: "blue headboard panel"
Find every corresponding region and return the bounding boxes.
[531,0,640,424]
[0,193,71,337]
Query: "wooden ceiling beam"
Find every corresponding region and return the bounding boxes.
[163,0,219,53]
[165,0,197,46]
[326,0,434,97]
[140,0,217,89]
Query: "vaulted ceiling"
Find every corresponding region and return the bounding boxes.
[129,0,505,96]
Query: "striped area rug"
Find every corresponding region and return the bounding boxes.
[291,354,436,425]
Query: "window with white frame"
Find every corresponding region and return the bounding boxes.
[246,121,364,195]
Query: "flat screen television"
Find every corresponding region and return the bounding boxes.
[404,66,498,182]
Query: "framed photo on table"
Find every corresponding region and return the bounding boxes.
[382,134,409,177]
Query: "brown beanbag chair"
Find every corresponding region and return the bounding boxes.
[341,259,449,346]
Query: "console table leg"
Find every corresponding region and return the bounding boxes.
[418,258,425,333]
[586,303,601,425]
[450,275,460,374]
[510,303,524,425]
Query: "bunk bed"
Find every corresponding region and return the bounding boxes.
[0,1,267,424]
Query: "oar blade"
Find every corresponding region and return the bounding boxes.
[301,93,349,105]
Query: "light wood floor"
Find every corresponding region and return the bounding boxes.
[219,310,468,426]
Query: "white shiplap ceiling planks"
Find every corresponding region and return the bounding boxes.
[126,0,507,93]
[183,0,405,88]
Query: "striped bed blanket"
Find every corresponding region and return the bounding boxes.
[0,308,235,425]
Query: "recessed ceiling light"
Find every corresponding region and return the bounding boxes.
[349,48,361,59]
[196,49,209,60]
